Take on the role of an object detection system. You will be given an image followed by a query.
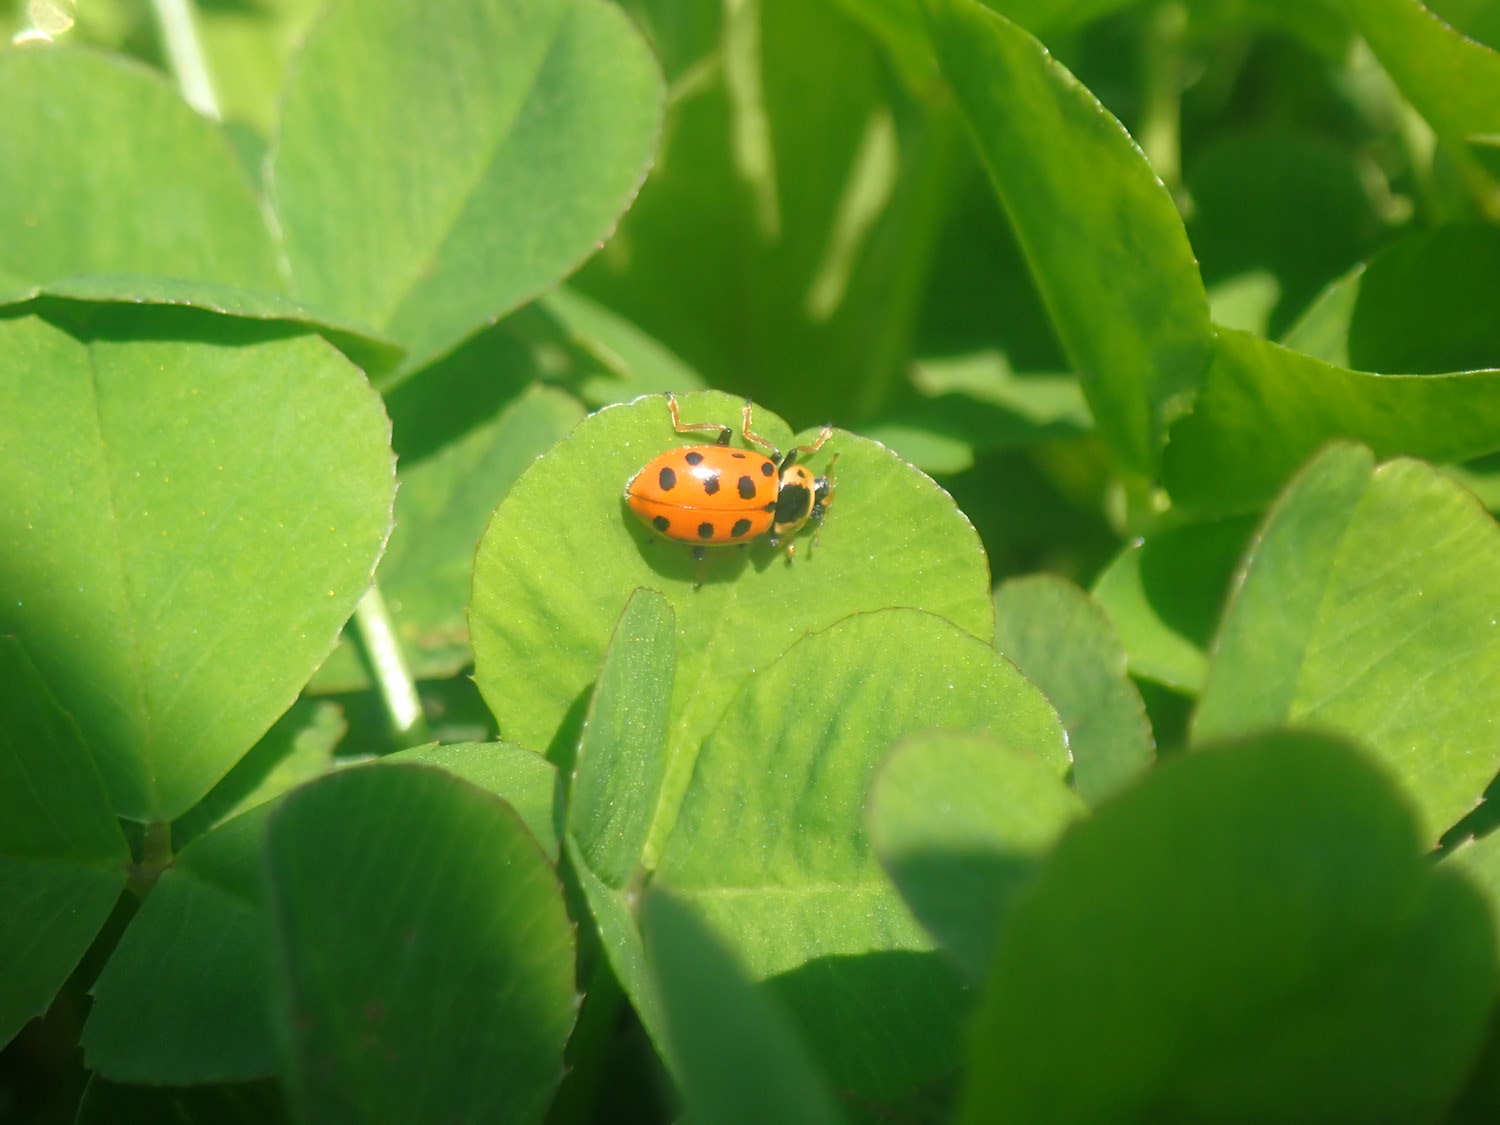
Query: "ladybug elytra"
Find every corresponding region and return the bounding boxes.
[625,395,837,565]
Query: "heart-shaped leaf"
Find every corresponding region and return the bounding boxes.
[271,0,665,373]
[267,765,575,1125]
[993,574,1153,804]
[924,0,1214,478]
[657,608,1066,1101]
[470,391,994,859]
[870,730,1084,983]
[1195,443,1500,844]
[1165,328,1500,516]
[960,731,1496,1124]
[0,310,394,822]
[0,47,282,300]
[0,637,129,1048]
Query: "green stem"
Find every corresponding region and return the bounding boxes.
[127,820,174,899]
[148,0,221,120]
[1139,1,1187,202]
[353,585,431,747]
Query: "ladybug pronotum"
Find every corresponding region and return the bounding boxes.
[625,395,837,568]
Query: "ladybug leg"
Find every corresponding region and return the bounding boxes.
[792,423,834,457]
[739,399,780,457]
[809,455,838,549]
[776,426,835,473]
[668,392,733,445]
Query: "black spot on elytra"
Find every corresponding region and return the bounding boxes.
[760,461,775,476]
[684,451,704,465]
[658,466,677,491]
[702,473,721,496]
[731,452,747,459]
[763,500,777,511]
[652,515,670,532]
[737,475,757,499]
[697,522,716,540]
[731,518,752,537]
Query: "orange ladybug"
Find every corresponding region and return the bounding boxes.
[625,395,836,564]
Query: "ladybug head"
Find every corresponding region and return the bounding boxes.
[768,453,838,549]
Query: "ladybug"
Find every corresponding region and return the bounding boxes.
[625,395,837,565]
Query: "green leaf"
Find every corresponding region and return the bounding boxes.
[1342,0,1500,171]
[568,589,676,887]
[538,287,708,408]
[1194,444,1500,844]
[83,742,560,1084]
[1089,516,1256,692]
[194,0,324,137]
[170,699,345,850]
[1348,224,1500,374]
[19,280,404,376]
[381,384,585,682]
[0,47,282,298]
[562,590,676,1052]
[0,636,129,1048]
[869,731,1084,983]
[470,391,993,857]
[980,0,1139,36]
[924,0,1214,478]
[1279,264,1361,368]
[0,311,395,821]
[641,889,848,1125]
[267,765,576,1125]
[84,804,278,1082]
[1164,327,1500,516]
[271,0,665,373]
[1445,829,1500,947]
[959,732,1497,1125]
[386,742,562,861]
[656,608,1067,1101]
[993,575,1153,804]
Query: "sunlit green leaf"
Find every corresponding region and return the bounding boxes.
[1090,517,1256,692]
[0,47,281,300]
[925,0,1214,477]
[471,391,993,862]
[1165,328,1500,516]
[0,311,395,821]
[993,574,1153,804]
[870,730,1083,982]
[272,0,664,373]
[1195,444,1500,844]
[657,609,1066,1102]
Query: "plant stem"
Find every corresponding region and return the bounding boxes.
[353,584,431,747]
[148,0,221,120]
[1139,1,1187,203]
[127,819,174,899]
